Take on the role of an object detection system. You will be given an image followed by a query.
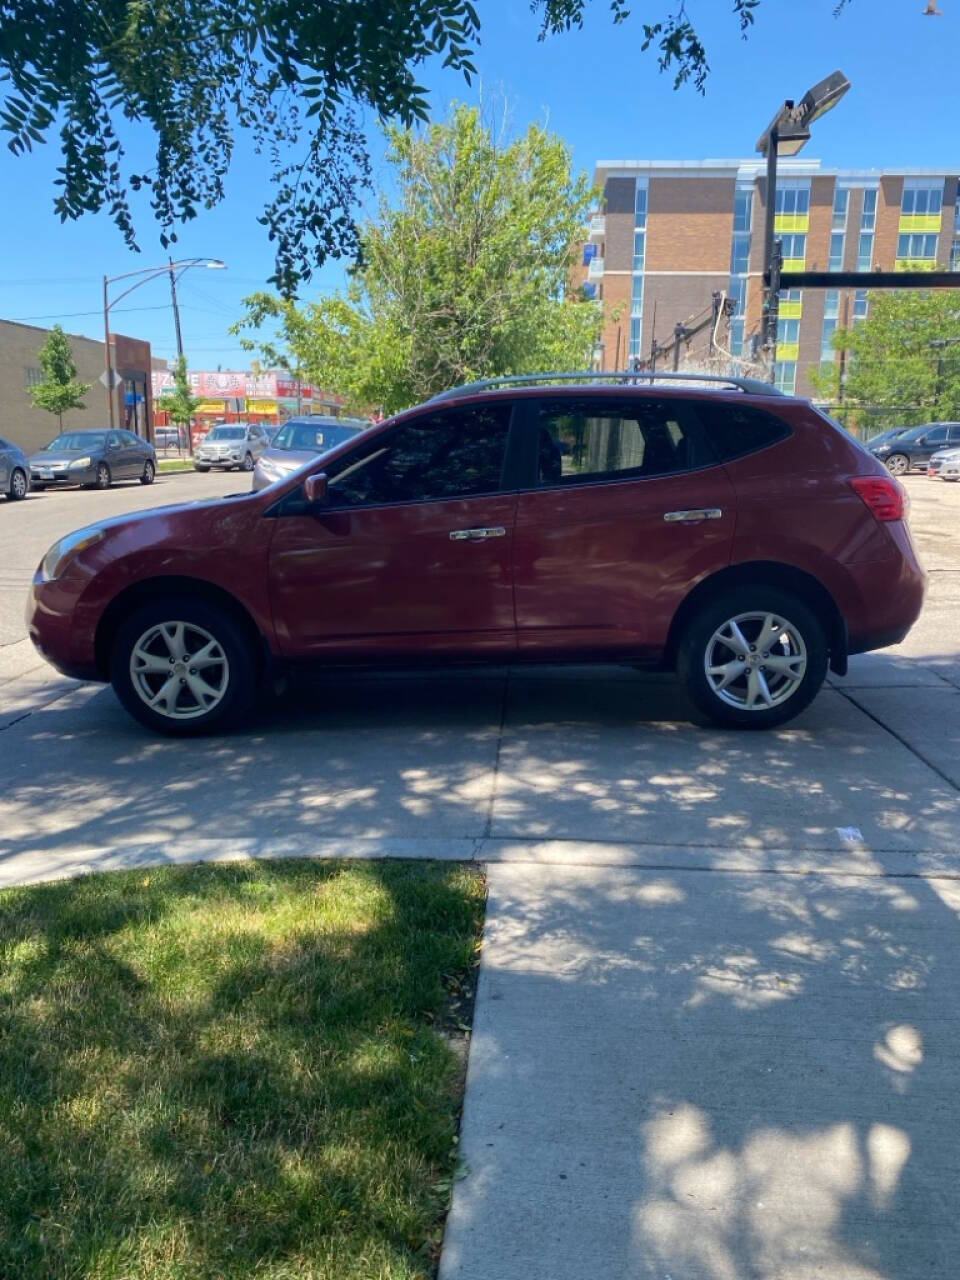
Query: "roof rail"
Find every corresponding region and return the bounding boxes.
[428,370,784,403]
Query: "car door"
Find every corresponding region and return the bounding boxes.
[105,431,133,478]
[512,395,736,661]
[267,400,520,660]
[914,425,950,465]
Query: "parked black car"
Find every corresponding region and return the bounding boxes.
[29,429,157,490]
[867,422,960,475]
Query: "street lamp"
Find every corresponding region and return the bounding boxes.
[756,71,851,383]
[102,258,227,428]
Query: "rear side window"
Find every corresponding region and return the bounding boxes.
[694,402,792,461]
[536,398,710,487]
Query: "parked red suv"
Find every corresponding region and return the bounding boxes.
[27,373,925,734]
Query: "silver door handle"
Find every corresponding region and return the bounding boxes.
[663,508,723,523]
[449,526,507,541]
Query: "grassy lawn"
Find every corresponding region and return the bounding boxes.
[0,860,485,1279]
[156,458,195,473]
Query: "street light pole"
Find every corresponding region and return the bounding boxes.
[103,274,115,428]
[168,257,185,359]
[761,125,780,383]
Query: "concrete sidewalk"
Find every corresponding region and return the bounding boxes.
[441,859,960,1280]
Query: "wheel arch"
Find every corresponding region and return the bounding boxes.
[664,561,848,676]
[94,576,267,679]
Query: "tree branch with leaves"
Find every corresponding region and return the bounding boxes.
[27,324,91,428]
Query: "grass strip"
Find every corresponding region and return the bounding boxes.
[0,859,485,1279]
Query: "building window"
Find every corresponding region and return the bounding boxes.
[853,290,869,326]
[633,230,646,272]
[774,361,797,395]
[780,233,806,262]
[635,181,648,221]
[631,274,643,318]
[24,366,43,388]
[832,188,849,230]
[901,182,943,217]
[857,233,874,271]
[897,232,939,260]
[829,232,845,271]
[821,289,840,362]
[779,288,803,304]
[731,233,750,275]
[777,317,800,345]
[861,188,878,231]
[952,238,960,271]
[734,187,753,233]
[775,185,810,217]
[629,317,643,359]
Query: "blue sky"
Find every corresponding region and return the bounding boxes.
[0,0,955,370]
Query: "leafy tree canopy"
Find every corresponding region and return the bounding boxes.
[232,106,605,413]
[27,324,91,426]
[0,0,802,293]
[157,355,201,428]
[809,290,960,427]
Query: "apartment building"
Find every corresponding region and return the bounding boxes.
[578,160,960,397]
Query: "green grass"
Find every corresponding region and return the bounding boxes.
[156,458,195,473]
[0,860,485,1280]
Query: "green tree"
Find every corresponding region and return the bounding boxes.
[157,356,201,430]
[0,0,782,292]
[27,325,91,428]
[809,291,960,428]
[232,106,605,413]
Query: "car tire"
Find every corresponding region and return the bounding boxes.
[8,467,27,500]
[94,462,111,490]
[242,452,255,472]
[677,586,828,730]
[110,597,258,736]
[885,453,909,476]
[194,465,210,472]
[140,459,156,485]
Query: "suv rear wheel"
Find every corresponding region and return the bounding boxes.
[677,586,828,729]
[110,597,258,735]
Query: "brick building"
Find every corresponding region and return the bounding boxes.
[578,160,960,397]
[0,320,153,455]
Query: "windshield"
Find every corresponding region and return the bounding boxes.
[205,427,246,440]
[271,420,365,453]
[42,433,105,452]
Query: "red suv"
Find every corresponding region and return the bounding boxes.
[27,373,925,735]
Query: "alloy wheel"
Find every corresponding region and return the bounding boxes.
[886,454,908,476]
[10,469,27,499]
[129,620,230,720]
[704,611,807,711]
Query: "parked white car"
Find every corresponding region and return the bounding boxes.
[927,447,960,482]
[194,424,269,472]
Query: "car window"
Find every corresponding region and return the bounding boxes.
[692,401,792,462]
[107,432,125,449]
[326,405,511,506]
[925,427,949,446]
[0,438,8,450]
[535,398,706,487]
[948,426,960,442]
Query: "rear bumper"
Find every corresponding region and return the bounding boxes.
[843,522,926,655]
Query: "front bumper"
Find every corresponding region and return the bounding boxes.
[29,465,96,486]
[26,575,101,681]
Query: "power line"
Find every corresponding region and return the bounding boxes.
[6,302,236,323]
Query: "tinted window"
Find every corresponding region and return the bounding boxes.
[327,405,511,506]
[949,426,960,442]
[536,398,705,487]
[107,432,125,449]
[924,427,949,446]
[694,402,792,461]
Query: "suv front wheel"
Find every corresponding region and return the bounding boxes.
[677,587,828,729]
[110,597,258,735]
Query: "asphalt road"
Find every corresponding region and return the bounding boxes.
[0,468,243,647]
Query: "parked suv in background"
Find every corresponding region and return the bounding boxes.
[252,416,369,491]
[194,424,268,472]
[0,436,30,500]
[868,422,960,474]
[27,372,925,735]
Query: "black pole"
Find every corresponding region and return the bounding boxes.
[168,257,184,359]
[762,128,779,381]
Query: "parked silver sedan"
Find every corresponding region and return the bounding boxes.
[29,429,156,490]
[0,434,30,500]
[251,416,370,491]
[194,424,269,473]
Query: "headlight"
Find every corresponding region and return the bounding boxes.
[68,456,92,469]
[39,528,105,582]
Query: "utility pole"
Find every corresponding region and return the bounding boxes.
[168,257,184,359]
[102,274,114,429]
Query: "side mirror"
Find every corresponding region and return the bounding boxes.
[304,472,329,505]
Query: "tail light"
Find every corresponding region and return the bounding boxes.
[848,475,906,522]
